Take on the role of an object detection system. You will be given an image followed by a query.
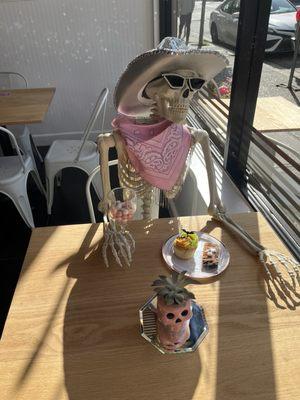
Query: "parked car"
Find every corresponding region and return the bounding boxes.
[210,0,298,53]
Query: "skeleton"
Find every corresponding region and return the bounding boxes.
[98,67,299,295]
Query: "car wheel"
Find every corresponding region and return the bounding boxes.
[211,23,219,44]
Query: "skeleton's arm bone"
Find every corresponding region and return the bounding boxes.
[190,127,225,215]
[189,127,265,255]
[97,132,115,210]
[215,212,264,254]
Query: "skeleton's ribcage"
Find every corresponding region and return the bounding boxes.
[118,158,159,219]
[117,156,192,220]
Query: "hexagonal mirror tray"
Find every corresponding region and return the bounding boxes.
[139,295,209,354]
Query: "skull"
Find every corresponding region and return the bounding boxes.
[156,297,193,350]
[144,69,203,124]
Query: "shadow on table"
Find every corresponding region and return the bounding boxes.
[215,212,289,400]
[63,222,202,400]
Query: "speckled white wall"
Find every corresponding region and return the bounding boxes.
[0,0,154,142]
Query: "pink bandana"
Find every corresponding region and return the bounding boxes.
[112,115,191,191]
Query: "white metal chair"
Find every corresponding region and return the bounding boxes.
[45,88,109,214]
[0,127,46,228]
[0,72,43,168]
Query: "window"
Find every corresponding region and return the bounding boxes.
[231,0,241,14]
[270,0,296,14]
[221,0,236,14]
[160,0,299,258]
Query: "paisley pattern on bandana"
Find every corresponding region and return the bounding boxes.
[112,115,191,191]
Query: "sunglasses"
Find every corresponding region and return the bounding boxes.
[162,73,205,91]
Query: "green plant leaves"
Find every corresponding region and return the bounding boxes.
[151,270,195,306]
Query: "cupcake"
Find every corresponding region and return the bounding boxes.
[173,229,199,260]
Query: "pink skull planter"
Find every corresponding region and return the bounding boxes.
[157,296,193,351]
[152,271,195,352]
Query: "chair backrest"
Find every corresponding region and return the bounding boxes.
[0,127,26,172]
[0,72,28,89]
[75,87,109,162]
[86,160,118,223]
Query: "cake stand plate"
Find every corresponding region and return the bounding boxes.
[162,232,230,281]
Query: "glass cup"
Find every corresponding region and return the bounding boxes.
[107,187,137,226]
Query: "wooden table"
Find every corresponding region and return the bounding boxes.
[0,87,55,125]
[211,96,300,132]
[0,213,299,400]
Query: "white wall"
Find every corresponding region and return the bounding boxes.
[0,0,154,143]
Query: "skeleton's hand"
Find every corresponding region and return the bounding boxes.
[102,221,135,268]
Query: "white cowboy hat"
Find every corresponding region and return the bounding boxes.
[114,37,228,117]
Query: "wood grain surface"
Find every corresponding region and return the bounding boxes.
[0,213,299,400]
[0,88,55,125]
[210,96,300,132]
